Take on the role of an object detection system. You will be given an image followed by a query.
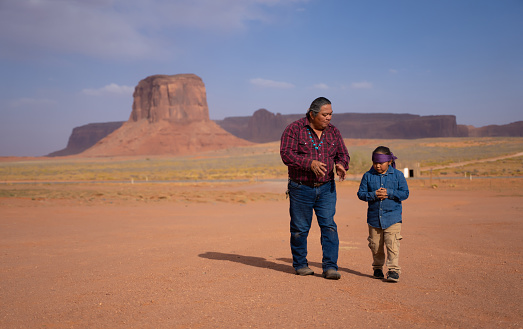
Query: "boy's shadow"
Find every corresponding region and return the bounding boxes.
[198,252,372,278]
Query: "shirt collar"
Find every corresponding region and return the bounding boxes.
[370,166,393,175]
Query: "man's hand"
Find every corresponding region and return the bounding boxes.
[375,187,388,200]
[335,163,346,181]
[310,160,327,177]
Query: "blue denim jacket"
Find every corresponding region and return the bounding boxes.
[357,166,409,229]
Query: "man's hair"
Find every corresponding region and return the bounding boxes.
[373,146,392,155]
[307,97,331,118]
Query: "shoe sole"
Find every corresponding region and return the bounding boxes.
[322,273,341,280]
[386,277,399,282]
[296,271,314,276]
[295,268,314,276]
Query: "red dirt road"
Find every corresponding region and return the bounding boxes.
[1,181,522,328]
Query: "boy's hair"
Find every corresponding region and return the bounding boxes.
[372,146,397,169]
[372,146,392,155]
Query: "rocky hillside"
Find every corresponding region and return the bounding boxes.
[48,122,124,157]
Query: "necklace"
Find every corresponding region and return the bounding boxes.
[307,128,323,150]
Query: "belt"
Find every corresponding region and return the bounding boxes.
[290,179,331,188]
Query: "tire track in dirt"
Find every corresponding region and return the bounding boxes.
[421,151,523,171]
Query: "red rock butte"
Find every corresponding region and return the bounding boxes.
[81,74,251,156]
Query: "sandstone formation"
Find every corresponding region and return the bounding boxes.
[216,110,471,142]
[333,114,463,139]
[466,121,523,137]
[51,112,522,157]
[48,74,522,156]
[79,74,251,157]
[216,110,297,144]
[47,122,123,157]
[130,74,209,123]
[244,109,289,143]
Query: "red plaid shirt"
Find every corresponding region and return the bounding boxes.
[280,117,350,184]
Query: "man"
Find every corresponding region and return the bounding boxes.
[280,97,350,280]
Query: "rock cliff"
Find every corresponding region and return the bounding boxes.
[215,110,470,141]
[79,74,251,157]
[245,109,289,143]
[466,121,523,137]
[47,122,124,157]
[47,74,523,156]
[130,74,209,123]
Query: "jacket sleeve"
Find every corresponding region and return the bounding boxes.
[357,172,377,201]
[388,170,409,201]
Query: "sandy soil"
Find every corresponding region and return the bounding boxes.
[1,180,522,328]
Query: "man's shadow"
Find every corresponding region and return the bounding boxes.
[199,252,294,274]
[199,252,372,278]
[276,257,372,278]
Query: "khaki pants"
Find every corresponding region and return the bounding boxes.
[367,223,402,273]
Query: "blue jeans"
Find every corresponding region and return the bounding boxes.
[288,179,339,271]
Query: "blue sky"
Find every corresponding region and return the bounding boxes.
[1,0,522,156]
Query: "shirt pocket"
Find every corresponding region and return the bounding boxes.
[386,178,399,190]
[297,140,310,155]
[323,137,337,157]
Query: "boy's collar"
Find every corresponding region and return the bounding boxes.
[371,166,392,175]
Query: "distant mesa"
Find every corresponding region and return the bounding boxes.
[48,73,523,157]
[47,121,123,157]
[216,110,523,142]
[217,108,292,143]
[54,74,251,157]
[465,121,523,137]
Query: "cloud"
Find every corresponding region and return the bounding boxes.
[250,78,295,89]
[389,69,398,74]
[312,83,329,90]
[350,81,373,89]
[9,98,57,108]
[0,0,307,61]
[0,0,164,60]
[81,83,134,96]
[136,0,310,33]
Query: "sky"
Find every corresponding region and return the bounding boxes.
[1,0,522,156]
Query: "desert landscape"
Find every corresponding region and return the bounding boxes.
[3,0,523,324]
[1,136,522,328]
[1,74,522,328]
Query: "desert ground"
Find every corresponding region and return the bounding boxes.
[1,177,522,328]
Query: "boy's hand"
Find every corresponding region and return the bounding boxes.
[376,187,388,200]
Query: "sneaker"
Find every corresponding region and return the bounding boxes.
[322,269,341,280]
[373,269,385,279]
[386,271,399,282]
[295,266,314,276]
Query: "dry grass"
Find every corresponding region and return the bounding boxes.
[0,182,286,204]
[397,177,523,193]
[2,137,522,183]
